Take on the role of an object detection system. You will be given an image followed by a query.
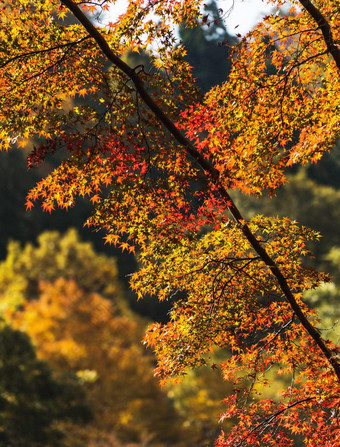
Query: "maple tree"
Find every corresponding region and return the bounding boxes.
[1,0,340,445]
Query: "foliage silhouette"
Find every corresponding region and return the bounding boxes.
[0,324,91,446]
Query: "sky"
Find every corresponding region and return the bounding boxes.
[107,0,276,36]
[216,0,276,35]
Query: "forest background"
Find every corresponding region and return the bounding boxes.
[1,0,340,446]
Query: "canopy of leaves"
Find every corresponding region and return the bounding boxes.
[1,230,187,445]
[10,278,185,446]
[1,0,340,445]
[0,228,125,313]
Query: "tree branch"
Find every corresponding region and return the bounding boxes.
[299,0,340,71]
[0,36,91,69]
[60,0,340,382]
[234,397,315,447]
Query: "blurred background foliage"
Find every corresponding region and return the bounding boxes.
[1,1,340,445]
